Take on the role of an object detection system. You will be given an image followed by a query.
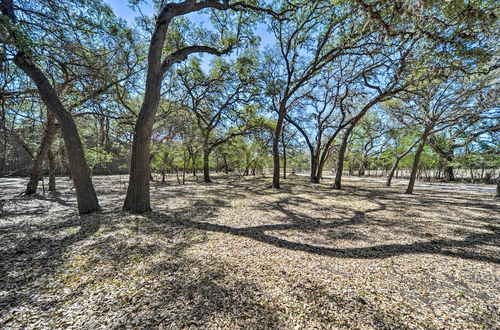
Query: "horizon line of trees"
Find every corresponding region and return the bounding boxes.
[1,0,499,214]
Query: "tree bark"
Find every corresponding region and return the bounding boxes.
[122,6,172,213]
[182,152,186,185]
[310,154,320,183]
[272,103,286,188]
[333,128,353,190]
[386,162,398,187]
[123,95,162,212]
[358,159,367,176]
[203,146,212,183]
[405,127,432,194]
[444,158,455,181]
[25,112,57,195]
[14,55,100,214]
[316,162,325,182]
[496,175,500,198]
[316,148,333,184]
[123,2,236,212]
[281,130,287,180]
[223,154,229,174]
[386,138,420,187]
[48,147,56,191]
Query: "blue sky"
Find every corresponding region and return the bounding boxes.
[104,0,153,26]
[103,0,275,49]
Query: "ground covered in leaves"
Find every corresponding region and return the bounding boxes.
[1,174,499,329]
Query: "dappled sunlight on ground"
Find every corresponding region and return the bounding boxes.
[0,174,498,328]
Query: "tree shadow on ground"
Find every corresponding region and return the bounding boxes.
[147,195,500,264]
[1,175,498,327]
[0,213,102,316]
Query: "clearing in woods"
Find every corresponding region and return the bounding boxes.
[0,175,498,328]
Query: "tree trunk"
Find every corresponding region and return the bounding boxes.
[405,127,432,194]
[48,147,56,191]
[25,112,57,195]
[175,167,181,185]
[386,163,398,187]
[358,159,367,176]
[310,154,319,183]
[14,55,100,214]
[282,131,287,180]
[123,13,170,213]
[309,147,322,184]
[386,138,420,187]
[444,161,455,181]
[223,154,229,174]
[203,146,211,183]
[496,176,500,198]
[316,162,325,182]
[316,149,332,184]
[333,128,353,190]
[188,147,197,176]
[272,103,287,188]
[182,154,186,185]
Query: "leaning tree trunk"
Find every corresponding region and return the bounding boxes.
[316,148,332,184]
[25,112,57,195]
[123,11,171,213]
[496,175,500,198]
[14,55,100,214]
[47,148,57,191]
[386,138,420,187]
[405,127,432,194]
[123,117,158,212]
[386,161,399,187]
[333,128,353,190]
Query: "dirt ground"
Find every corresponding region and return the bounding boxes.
[0,174,499,329]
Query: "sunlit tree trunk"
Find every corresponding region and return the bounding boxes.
[272,103,286,188]
[14,55,100,214]
[333,128,353,190]
[281,130,287,179]
[25,112,57,195]
[386,139,420,187]
[405,126,432,194]
[123,73,162,212]
[47,148,57,191]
